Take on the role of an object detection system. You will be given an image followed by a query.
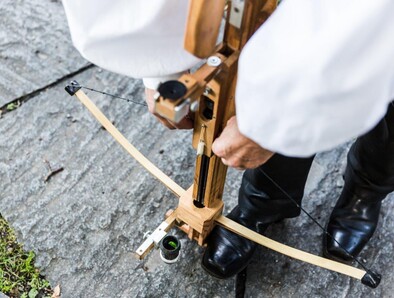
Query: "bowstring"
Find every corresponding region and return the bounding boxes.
[78,83,378,274]
[258,167,373,273]
[80,85,147,106]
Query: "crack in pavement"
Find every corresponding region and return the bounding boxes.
[0,63,94,117]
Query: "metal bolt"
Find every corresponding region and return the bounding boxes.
[207,56,222,67]
[190,101,199,112]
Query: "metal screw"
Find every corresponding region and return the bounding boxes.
[203,87,212,96]
[207,56,222,67]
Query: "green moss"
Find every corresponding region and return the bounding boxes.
[0,214,52,298]
[6,102,19,111]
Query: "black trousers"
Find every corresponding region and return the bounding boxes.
[238,102,394,221]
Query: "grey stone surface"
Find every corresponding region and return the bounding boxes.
[0,2,393,298]
[0,0,88,106]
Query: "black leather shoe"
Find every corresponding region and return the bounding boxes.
[202,154,314,279]
[324,103,394,262]
[201,206,269,279]
[323,187,383,262]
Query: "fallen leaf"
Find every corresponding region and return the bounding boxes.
[51,284,61,298]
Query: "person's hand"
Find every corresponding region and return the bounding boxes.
[145,88,194,129]
[212,116,274,169]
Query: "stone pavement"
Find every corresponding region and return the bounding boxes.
[0,1,392,297]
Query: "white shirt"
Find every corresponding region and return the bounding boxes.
[62,0,394,157]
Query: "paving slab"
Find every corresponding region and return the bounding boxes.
[0,67,234,297]
[0,66,393,298]
[0,2,393,298]
[0,0,88,106]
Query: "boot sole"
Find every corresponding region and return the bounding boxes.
[322,232,354,264]
[201,257,252,280]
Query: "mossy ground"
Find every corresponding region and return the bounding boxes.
[0,214,52,298]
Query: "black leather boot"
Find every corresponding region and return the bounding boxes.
[324,103,394,262]
[202,154,314,279]
[201,206,269,279]
[324,181,386,262]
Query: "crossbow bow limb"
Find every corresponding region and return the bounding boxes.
[65,0,380,288]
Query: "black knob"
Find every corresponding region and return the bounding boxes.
[158,80,187,101]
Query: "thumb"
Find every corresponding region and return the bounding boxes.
[212,134,226,158]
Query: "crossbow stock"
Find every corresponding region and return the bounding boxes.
[65,0,380,289]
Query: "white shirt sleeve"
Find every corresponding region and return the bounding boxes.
[236,0,394,156]
[62,0,394,157]
[62,0,200,82]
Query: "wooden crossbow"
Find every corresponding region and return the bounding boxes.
[65,0,380,288]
